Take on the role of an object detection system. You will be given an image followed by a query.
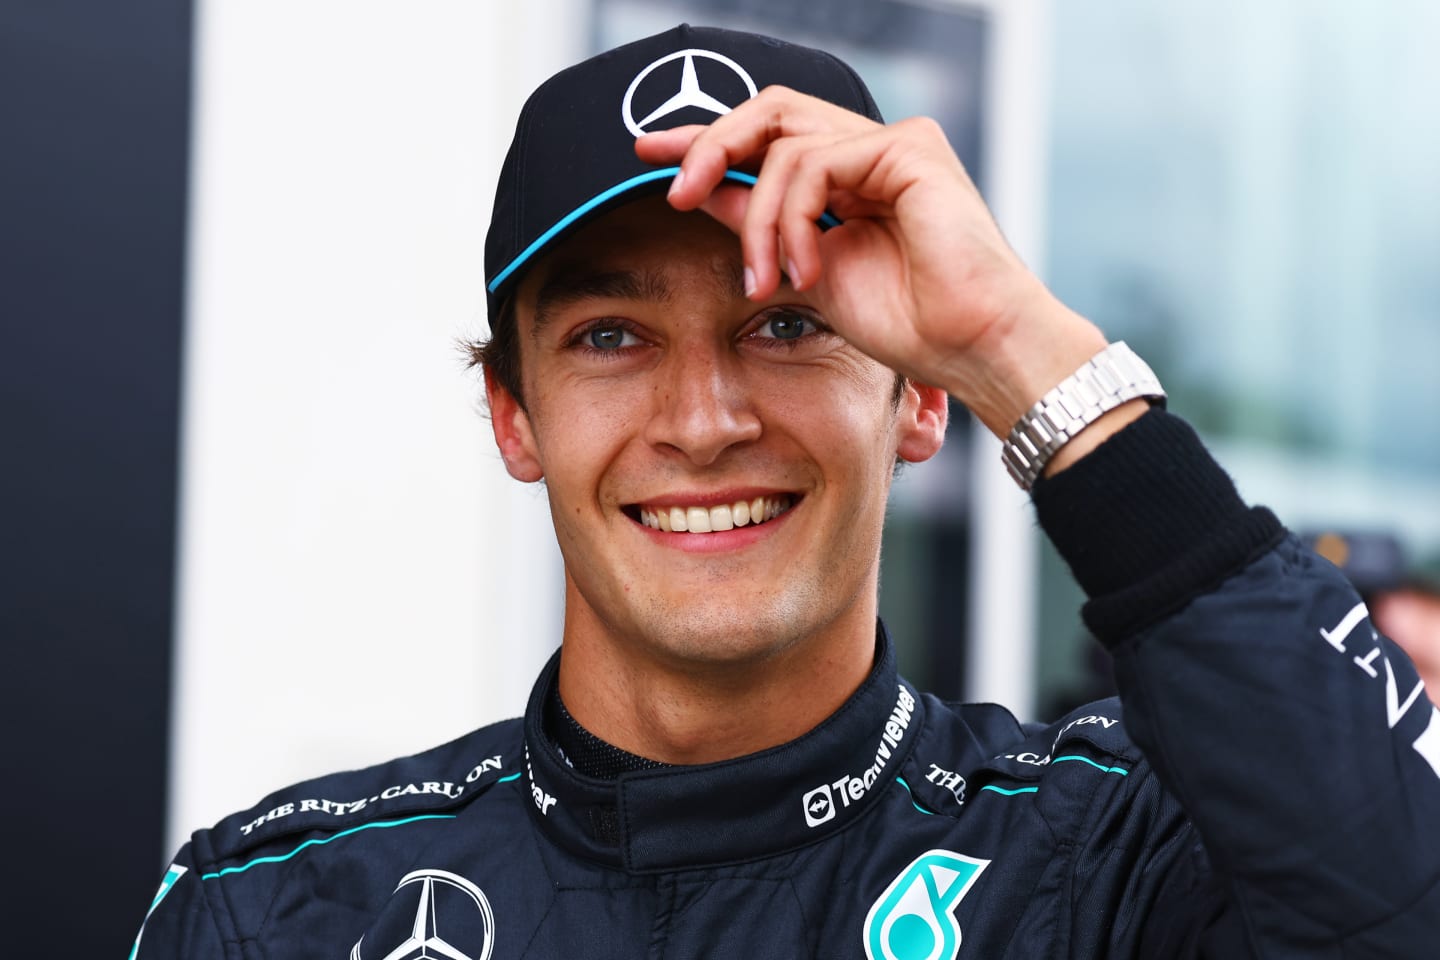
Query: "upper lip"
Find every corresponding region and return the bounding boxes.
[624,488,797,510]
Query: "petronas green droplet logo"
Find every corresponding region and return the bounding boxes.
[864,850,989,960]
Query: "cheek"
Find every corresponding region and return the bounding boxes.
[527,383,645,492]
[776,373,898,466]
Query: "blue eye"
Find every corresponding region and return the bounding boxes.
[587,326,636,350]
[757,311,814,341]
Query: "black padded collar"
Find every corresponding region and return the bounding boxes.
[520,623,922,873]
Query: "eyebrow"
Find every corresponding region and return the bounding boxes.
[529,259,749,338]
[531,269,673,336]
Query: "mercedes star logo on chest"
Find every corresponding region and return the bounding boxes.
[350,869,496,960]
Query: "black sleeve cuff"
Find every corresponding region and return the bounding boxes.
[1031,408,1285,647]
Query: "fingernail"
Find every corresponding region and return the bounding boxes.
[786,260,801,289]
[743,266,757,298]
[668,169,686,197]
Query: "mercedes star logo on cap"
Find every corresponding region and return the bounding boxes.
[622,48,759,137]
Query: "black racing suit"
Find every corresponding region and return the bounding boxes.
[131,412,1440,958]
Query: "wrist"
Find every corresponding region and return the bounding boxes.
[941,290,1108,436]
[1041,399,1149,479]
[1001,341,1166,489]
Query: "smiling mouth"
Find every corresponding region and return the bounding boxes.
[625,494,796,534]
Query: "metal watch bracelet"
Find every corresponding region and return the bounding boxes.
[1001,341,1166,491]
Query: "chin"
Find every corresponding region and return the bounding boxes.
[630,591,829,668]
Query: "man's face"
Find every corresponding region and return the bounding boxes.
[1372,588,1440,680]
[487,196,946,669]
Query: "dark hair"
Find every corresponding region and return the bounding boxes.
[467,296,525,409]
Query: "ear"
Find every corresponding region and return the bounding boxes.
[894,381,949,464]
[483,366,545,482]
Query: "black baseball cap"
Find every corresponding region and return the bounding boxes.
[482,23,884,322]
[1302,529,1409,596]
[1301,529,1440,599]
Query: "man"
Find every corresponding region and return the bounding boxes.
[1372,568,1440,702]
[132,24,1440,958]
[1306,529,1440,705]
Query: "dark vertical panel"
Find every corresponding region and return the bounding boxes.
[0,0,191,952]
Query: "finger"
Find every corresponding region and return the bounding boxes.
[640,127,770,213]
[694,185,798,301]
[738,134,808,298]
[756,127,906,293]
[633,124,707,165]
[777,151,836,292]
[693,181,752,237]
[692,184,802,302]
[745,129,881,297]
[667,87,876,211]
[636,126,734,214]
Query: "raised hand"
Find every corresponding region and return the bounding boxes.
[636,86,1110,438]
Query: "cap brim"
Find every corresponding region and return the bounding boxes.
[485,167,841,297]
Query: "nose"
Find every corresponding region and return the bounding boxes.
[643,346,762,466]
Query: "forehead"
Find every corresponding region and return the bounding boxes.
[516,196,747,326]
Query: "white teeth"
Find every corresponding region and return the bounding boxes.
[638,495,792,534]
[687,507,711,533]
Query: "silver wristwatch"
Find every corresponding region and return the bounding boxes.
[1001,341,1165,491]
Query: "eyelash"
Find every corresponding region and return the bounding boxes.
[563,307,832,359]
[565,319,647,359]
[745,307,831,348]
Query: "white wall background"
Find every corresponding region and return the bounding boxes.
[964,0,1050,721]
[168,0,587,855]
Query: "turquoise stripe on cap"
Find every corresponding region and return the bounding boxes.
[487,168,842,293]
